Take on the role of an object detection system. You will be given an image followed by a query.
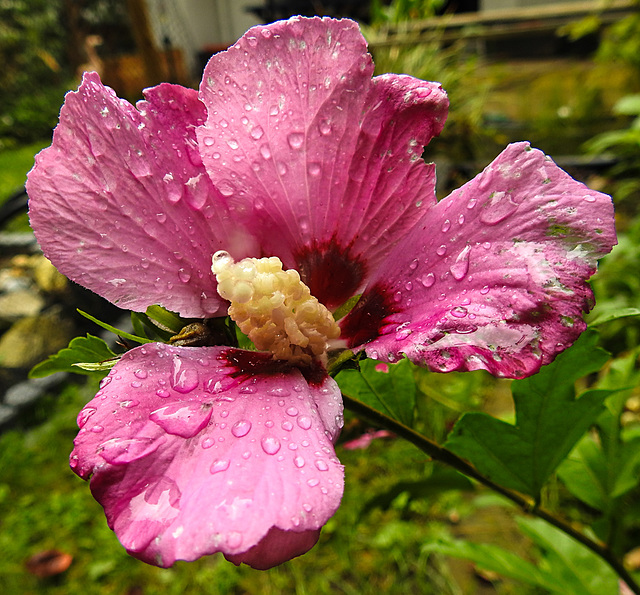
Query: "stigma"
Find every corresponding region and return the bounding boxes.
[212,251,340,364]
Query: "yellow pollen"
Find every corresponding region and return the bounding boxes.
[212,251,340,364]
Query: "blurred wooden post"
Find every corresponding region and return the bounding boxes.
[126,0,164,86]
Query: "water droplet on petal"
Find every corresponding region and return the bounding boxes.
[441,219,451,232]
[170,357,199,393]
[150,403,212,438]
[308,162,321,176]
[100,436,159,464]
[250,125,264,140]
[281,420,293,431]
[77,408,97,428]
[307,478,320,487]
[231,419,252,437]
[90,425,104,433]
[480,285,490,295]
[287,132,304,149]
[480,191,518,225]
[450,245,471,281]
[421,273,435,288]
[286,407,298,417]
[202,437,215,449]
[294,455,305,468]
[297,416,312,430]
[318,119,332,135]
[451,306,468,318]
[261,435,281,455]
[178,268,191,283]
[156,388,170,398]
[210,458,230,474]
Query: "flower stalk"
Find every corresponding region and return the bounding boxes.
[341,392,640,595]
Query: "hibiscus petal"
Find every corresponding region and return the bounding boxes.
[27,72,241,317]
[71,344,344,568]
[198,17,448,308]
[341,143,616,378]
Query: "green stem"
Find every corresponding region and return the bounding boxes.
[342,393,640,595]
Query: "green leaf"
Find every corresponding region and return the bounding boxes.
[29,334,117,378]
[361,466,474,516]
[130,311,174,342]
[424,516,619,595]
[336,358,416,426]
[588,306,640,326]
[516,517,619,595]
[145,305,185,333]
[557,434,609,511]
[445,330,613,498]
[78,309,152,344]
[423,538,560,592]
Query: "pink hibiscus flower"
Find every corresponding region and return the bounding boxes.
[26,16,615,569]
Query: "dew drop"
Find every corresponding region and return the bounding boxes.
[479,191,518,225]
[584,194,596,203]
[287,132,304,149]
[286,407,298,417]
[450,245,471,280]
[226,139,239,150]
[267,387,290,397]
[77,408,97,428]
[156,388,170,398]
[202,437,215,449]
[451,306,468,318]
[480,285,490,295]
[436,244,447,256]
[294,455,305,468]
[261,435,281,455]
[315,459,329,471]
[318,119,332,135]
[441,219,451,232]
[307,478,320,487]
[467,197,477,209]
[250,125,264,140]
[231,419,252,437]
[421,273,435,288]
[178,268,191,283]
[297,416,312,430]
[171,357,199,393]
[281,420,294,431]
[150,403,212,438]
[90,425,104,433]
[210,458,230,474]
[307,162,321,176]
[203,137,215,147]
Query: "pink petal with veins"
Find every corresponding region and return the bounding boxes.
[198,16,448,308]
[341,143,616,378]
[27,73,245,317]
[71,344,344,568]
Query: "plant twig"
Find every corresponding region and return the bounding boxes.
[342,392,640,595]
